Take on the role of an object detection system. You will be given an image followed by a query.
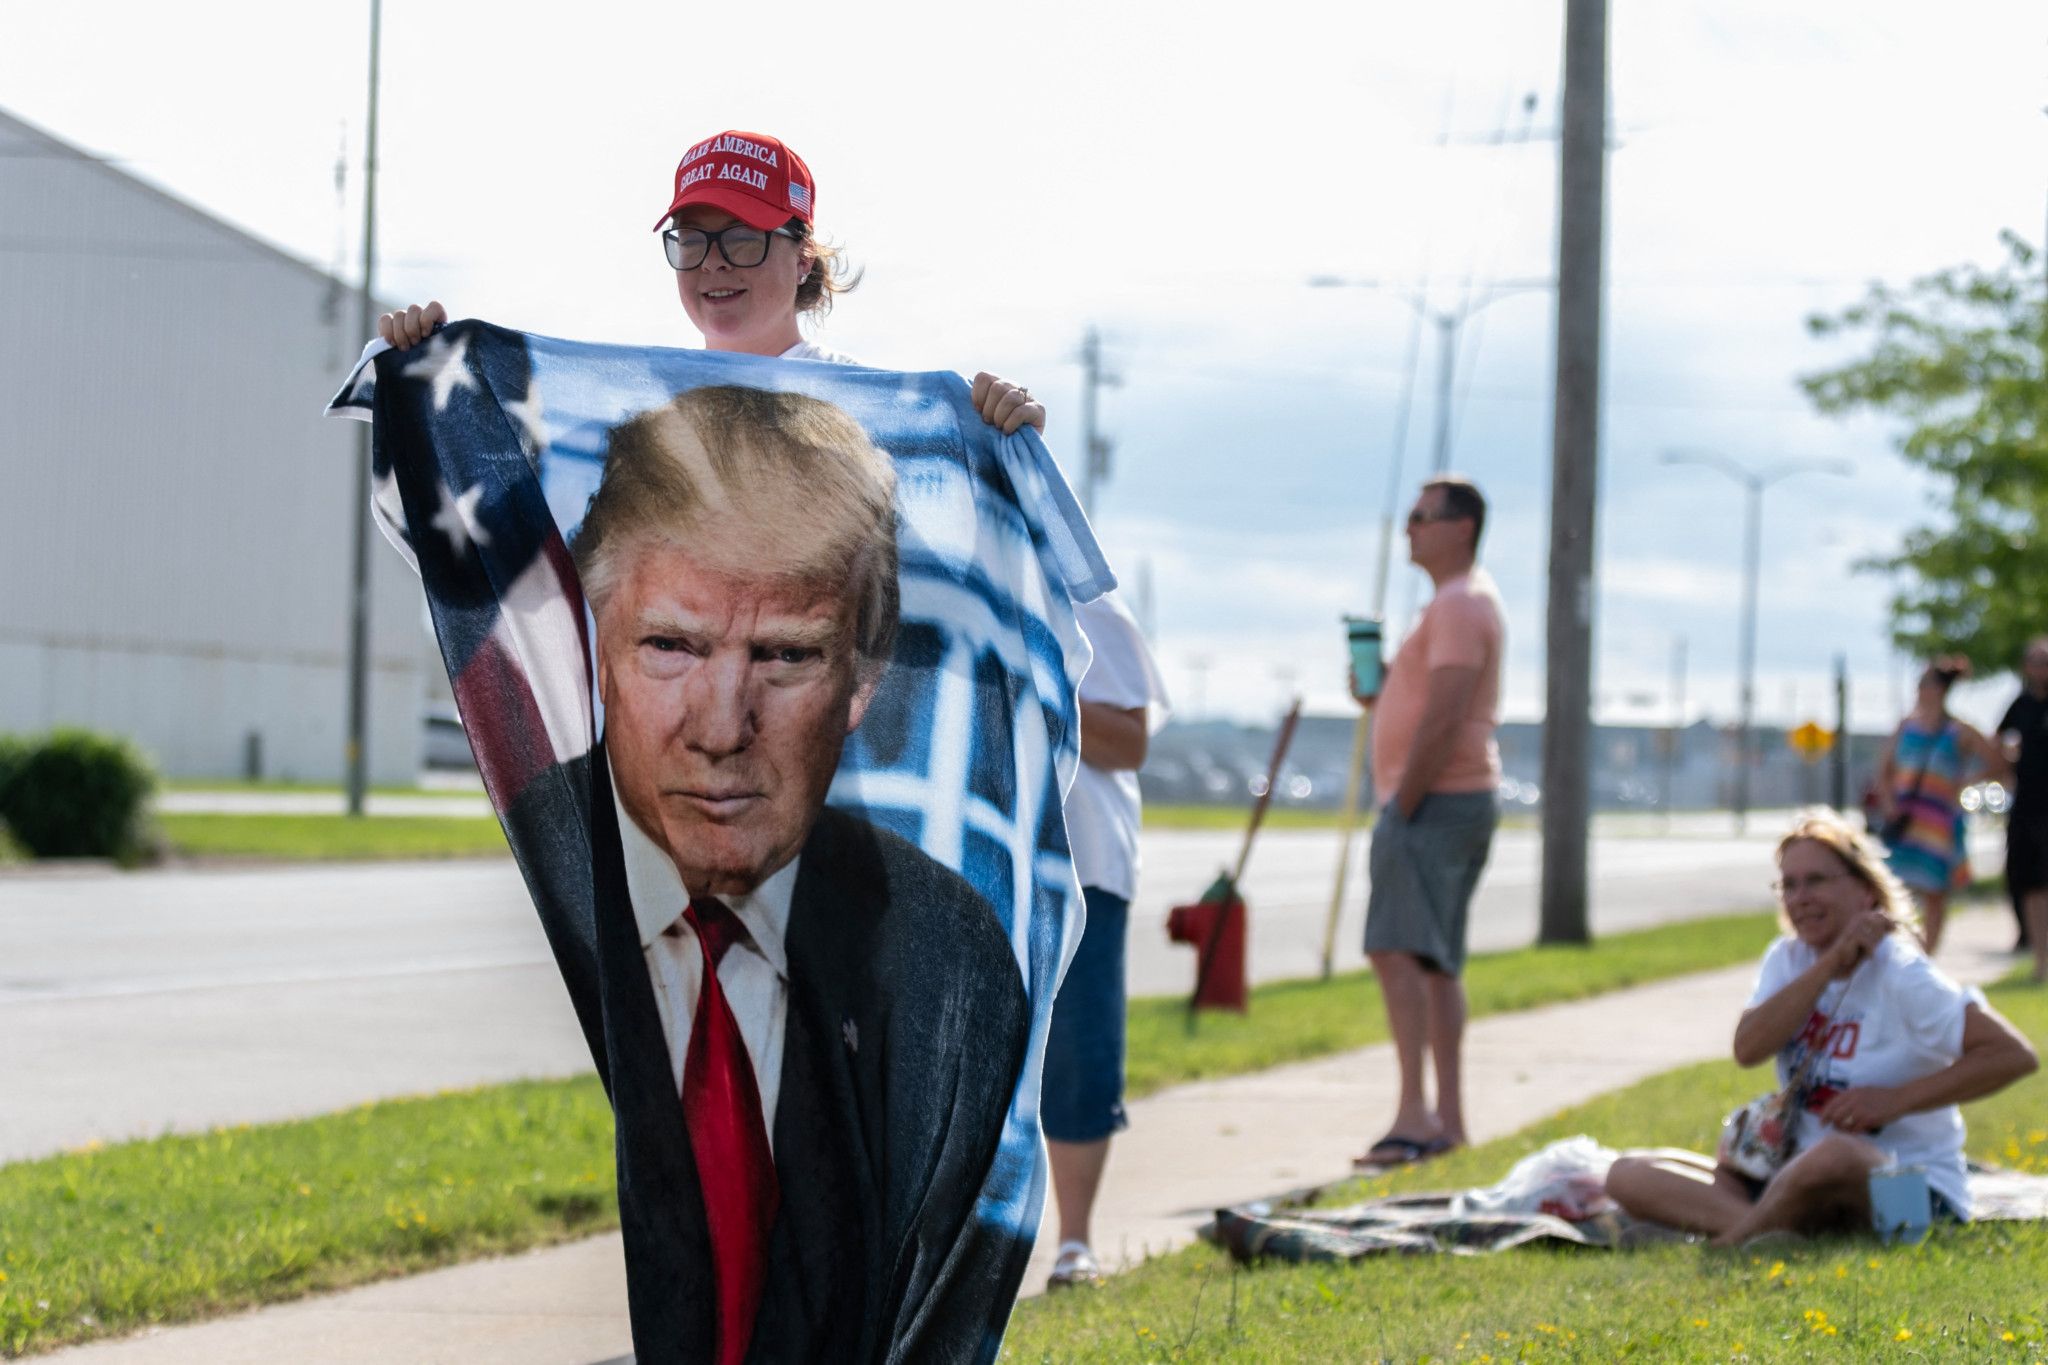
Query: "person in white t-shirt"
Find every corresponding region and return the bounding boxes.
[376,129,1043,434]
[1605,809,2037,1243]
[1041,591,1170,1289]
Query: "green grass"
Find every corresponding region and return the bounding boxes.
[139,799,1750,860]
[1127,910,1782,1098]
[1004,976,2048,1363]
[157,813,509,861]
[161,779,481,798]
[1134,806,1758,836]
[0,910,1789,1356]
[0,1079,617,1357]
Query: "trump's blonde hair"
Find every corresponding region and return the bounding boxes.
[573,385,899,671]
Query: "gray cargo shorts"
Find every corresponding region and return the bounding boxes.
[1364,790,1500,977]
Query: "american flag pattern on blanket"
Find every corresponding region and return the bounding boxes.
[328,320,1108,1362]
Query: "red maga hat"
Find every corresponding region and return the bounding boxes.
[653,131,815,232]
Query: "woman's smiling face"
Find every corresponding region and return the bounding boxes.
[1776,837,1876,949]
[670,205,812,356]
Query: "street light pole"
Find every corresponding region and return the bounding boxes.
[344,0,382,818]
[1737,476,1763,829]
[1662,450,1852,833]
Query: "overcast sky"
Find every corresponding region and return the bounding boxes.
[6,0,2045,734]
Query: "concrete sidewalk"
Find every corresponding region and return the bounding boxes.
[41,909,2023,1364]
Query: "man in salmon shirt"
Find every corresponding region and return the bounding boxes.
[1350,475,1505,1170]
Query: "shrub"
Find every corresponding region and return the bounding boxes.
[0,729,157,861]
[0,732,26,798]
[0,733,26,859]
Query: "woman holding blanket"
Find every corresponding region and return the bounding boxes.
[1605,809,2036,1244]
[378,129,1044,432]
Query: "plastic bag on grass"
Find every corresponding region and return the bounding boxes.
[1451,1135,1619,1223]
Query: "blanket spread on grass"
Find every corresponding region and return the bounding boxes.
[1210,1169,2048,1264]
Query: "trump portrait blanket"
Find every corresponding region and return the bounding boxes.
[327,320,1109,1364]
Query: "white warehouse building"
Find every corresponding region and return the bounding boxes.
[0,107,425,783]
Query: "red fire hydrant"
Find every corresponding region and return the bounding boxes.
[1166,872,1247,1013]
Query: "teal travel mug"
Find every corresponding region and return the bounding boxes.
[1345,616,1383,698]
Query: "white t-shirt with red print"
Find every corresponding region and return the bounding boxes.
[1747,934,1987,1216]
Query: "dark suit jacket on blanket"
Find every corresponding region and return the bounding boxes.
[501,745,1032,1364]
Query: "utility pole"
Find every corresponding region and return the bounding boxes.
[1135,557,1156,641]
[1831,653,1850,813]
[1661,635,1686,820]
[344,0,382,817]
[1428,314,1457,473]
[1185,655,1211,721]
[1538,0,1608,945]
[1077,326,1121,521]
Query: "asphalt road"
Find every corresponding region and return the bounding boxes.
[4,813,1985,1163]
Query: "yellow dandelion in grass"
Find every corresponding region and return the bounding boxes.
[1896,1328,1913,1342]
[1836,1264,1849,1278]
[1867,1257,1882,1269]
[1768,1260,1785,1279]
[1536,1323,1559,1334]
[1496,1330,1512,1340]
[2027,1130,2046,1145]
[1692,1317,1710,1328]
[2002,1331,2016,1342]
[0,1269,8,1282]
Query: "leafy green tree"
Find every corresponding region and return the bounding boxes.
[1801,230,2048,674]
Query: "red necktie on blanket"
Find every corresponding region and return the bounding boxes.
[676,896,779,1365]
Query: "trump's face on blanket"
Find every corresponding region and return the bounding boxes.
[595,541,878,897]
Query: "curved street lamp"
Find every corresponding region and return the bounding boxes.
[1660,449,1854,832]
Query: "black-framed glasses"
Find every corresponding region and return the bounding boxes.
[1406,507,1469,527]
[662,224,799,271]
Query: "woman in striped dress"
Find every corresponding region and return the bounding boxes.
[1875,658,2007,953]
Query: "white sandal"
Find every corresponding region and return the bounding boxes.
[1047,1241,1104,1290]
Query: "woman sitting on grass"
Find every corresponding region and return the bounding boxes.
[1605,809,2037,1244]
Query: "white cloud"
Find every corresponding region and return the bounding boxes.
[5,0,2040,740]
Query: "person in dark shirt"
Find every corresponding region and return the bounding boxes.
[1998,636,2048,980]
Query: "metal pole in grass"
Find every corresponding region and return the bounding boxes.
[343,0,383,817]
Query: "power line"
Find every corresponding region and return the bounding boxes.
[1077,325,1122,521]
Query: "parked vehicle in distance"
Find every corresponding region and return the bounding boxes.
[422,704,476,771]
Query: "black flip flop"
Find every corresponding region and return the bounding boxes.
[1352,1133,1448,1170]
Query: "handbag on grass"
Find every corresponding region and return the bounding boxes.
[1716,961,1867,1184]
